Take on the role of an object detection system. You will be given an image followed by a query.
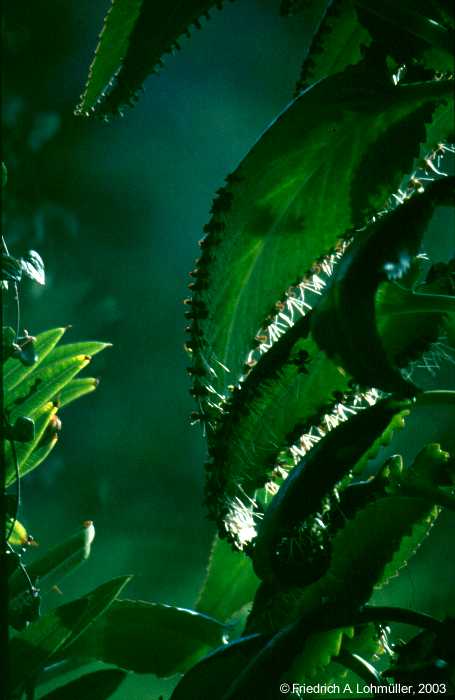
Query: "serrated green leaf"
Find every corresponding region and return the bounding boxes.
[310,177,455,394]
[8,576,131,696]
[78,1,221,117]
[296,0,371,92]
[325,496,432,606]
[76,0,143,115]
[64,599,226,676]
[9,522,96,600]
[3,327,66,394]
[253,398,411,582]
[206,312,351,547]
[40,669,127,700]
[189,64,453,415]
[197,536,260,622]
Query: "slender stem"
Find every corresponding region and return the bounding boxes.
[385,291,455,317]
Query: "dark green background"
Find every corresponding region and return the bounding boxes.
[2,2,454,698]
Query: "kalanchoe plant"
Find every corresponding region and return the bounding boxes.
[3,0,455,698]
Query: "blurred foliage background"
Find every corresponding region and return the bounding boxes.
[2,1,454,698]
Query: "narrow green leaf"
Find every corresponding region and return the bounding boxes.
[39,341,111,367]
[8,355,91,422]
[40,669,127,700]
[188,64,453,416]
[5,402,57,486]
[16,435,59,482]
[3,327,66,393]
[197,536,260,622]
[9,576,131,695]
[57,378,99,408]
[65,599,226,676]
[9,522,96,600]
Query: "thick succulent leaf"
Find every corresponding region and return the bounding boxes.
[5,401,58,486]
[77,1,222,117]
[197,536,260,622]
[65,599,226,676]
[170,634,265,700]
[296,0,371,92]
[188,65,453,412]
[325,496,434,607]
[252,398,411,582]
[40,669,127,700]
[8,576,131,695]
[310,176,455,394]
[9,522,96,600]
[206,314,351,546]
[3,327,66,394]
[57,377,99,407]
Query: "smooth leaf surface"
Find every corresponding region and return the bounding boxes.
[57,377,99,407]
[9,576,131,695]
[171,634,265,700]
[65,599,226,676]
[5,401,57,486]
[3,327,66,393]
[7,356,90,422]
[40,669,127,700]
[39,340,111,367]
